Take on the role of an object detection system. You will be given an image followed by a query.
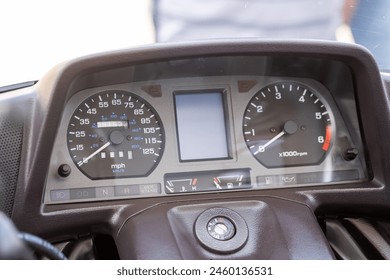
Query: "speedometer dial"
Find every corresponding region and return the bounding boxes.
[243,81,333,168]
[67,90,164,179]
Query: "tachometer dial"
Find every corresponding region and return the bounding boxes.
[67,90,164,179]
[243,81,333,168]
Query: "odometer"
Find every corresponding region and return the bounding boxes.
[67,90,164,179]
[243,81,333,168]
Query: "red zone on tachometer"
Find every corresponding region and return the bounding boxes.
[322,125,332,151]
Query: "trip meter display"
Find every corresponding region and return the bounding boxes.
[243,81,333,168]
[67,90,164,179]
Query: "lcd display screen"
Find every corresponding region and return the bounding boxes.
[175,92,229,161]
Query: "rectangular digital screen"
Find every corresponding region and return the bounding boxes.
[175,91,230,161]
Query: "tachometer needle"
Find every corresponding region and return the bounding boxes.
[77,141,111,166]
[253,120,299,155]
[254,131,285,155]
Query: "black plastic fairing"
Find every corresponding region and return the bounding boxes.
[116,198,335,259]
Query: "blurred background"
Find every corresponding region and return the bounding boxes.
[1,0,389,87]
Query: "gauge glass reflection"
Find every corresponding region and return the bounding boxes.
[67,90,164,179]
[243,81,333,168]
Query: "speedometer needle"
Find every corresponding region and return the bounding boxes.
[254,131,285,155]
[78,141,111,166]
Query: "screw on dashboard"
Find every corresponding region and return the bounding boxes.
[58,164,71,178]
[343,148,358,161]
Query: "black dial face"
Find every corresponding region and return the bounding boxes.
[67,90,164,179]
[243,81,333,168]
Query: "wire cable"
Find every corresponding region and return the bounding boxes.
[18,232,67,260]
